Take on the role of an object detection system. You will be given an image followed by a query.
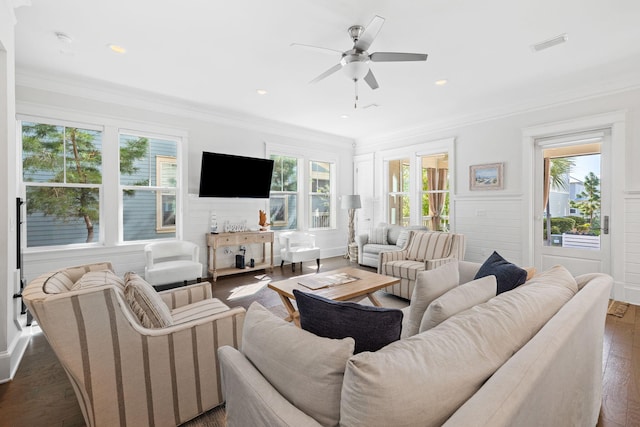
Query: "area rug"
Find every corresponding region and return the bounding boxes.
[607,300,629,318]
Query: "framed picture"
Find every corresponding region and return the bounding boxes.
[470,163,504,190]
[269,195,288,226]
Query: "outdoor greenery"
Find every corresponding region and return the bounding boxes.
[22,123,148,243]
[570,171,601,225]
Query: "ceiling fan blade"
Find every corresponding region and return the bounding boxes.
[309,63,343,84]
[354,15,385,51]
[363,69,379,90]
[370,52,428,62]
[290,43,343,56]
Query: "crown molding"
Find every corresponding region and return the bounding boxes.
[15,66,354,148]
[355,75,640,150]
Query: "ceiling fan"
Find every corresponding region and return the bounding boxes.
[291,15,428,108]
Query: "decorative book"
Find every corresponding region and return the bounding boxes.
[298,273,359,290]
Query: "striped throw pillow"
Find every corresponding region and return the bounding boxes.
[43,271,75,294]
[124,272,173,328]
[369,226,388,244]
[71,270,125,291]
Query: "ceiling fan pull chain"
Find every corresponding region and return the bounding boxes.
[354,80,358,109]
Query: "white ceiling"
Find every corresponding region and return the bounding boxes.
[13,0,640,141]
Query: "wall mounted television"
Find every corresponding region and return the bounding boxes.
[198,152,274,198]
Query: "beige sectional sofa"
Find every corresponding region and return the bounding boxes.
[218,261,612,427]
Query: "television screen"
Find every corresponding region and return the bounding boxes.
[198,152,274,198]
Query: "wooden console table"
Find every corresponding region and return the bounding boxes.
[206,231,274,282]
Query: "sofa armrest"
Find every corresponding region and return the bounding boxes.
[355,234,369,265]
[219,346,323,427]
[158,281,213,309]
[378,250,407,273]
[425,257,459,270]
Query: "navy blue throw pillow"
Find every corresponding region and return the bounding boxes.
[474,251,527,294]
[293,289,403,354]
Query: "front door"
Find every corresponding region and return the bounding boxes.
[533,130,611,275]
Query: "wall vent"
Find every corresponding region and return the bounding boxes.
[531,33,568,52]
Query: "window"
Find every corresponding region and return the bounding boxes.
[120,133,178,241]
[420,153,450,231]
[21,121,103,247]
[387,158,410,226]
[269,154,298,230]
[309,160,334,229]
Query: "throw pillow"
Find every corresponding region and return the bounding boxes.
[474,251,527,294]
[241,302,354,427]
[71,270,125,291]
[403,260,459,338]
[368,226,388,244]
[124,272,173,328]
[419,275,497,332]
[293,289,403,354]
[43,270,74,294]
[395,229,410,248]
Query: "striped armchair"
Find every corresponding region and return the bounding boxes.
[379,231,466,299]
[23,262,245,427]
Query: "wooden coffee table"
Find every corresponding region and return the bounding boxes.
[268,267,400,325]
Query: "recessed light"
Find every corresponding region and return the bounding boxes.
[107,44,127,54]
[256,89,268,95]
[340,114,349,119]
[435,79,448,86]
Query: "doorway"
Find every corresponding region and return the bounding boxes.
[534,131,610,275]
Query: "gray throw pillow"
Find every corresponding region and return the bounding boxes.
[474,251,527,294]
[369,226,388,244]
[293,289,403,353]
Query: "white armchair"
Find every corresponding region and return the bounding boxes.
[279,232,321,272]
[144,240,203,286]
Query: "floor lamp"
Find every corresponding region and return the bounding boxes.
[341,195,361,261]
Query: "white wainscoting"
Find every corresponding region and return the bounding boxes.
[453,194,525,265]
[623,194,640,303]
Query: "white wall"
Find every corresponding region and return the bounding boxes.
[15,79,355,284]
[356,87,640,304]
[0,0,29,384]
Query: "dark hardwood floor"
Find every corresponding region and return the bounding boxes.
[0,256,636,426]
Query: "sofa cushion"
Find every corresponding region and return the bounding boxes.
[369,226,388,244]
[406,231,453,261]
[339,265,578,427]
[293,290,402,354]
[363,243,399,257]
[71,270,125,291]
[43,271,74,294]
[403,260,459,338]
[475,251,527,294]
[124,272,173,328]
[381,260,426,281]
[242,302,354,427]
[419,274,497,332]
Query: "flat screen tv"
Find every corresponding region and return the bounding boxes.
[198,152,274,198]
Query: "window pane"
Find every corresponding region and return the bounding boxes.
[25,186,101,246]
[123,189,176,241]
[270,155,298,192]
[311,194,330,228]
[388,194,409,226]
[120,134,177,186]
[421,153,449,231]
[388,158,410,226]
[22,122,102,184]
[269,194,297,230]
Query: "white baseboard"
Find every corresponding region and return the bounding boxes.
[0,323,33,384]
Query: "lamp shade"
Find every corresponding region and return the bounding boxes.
[341,195,362,210]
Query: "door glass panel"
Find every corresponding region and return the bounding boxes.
[542,143,601,250]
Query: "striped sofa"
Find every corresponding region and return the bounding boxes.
[380,231,466,299]
[23,262,245,427]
